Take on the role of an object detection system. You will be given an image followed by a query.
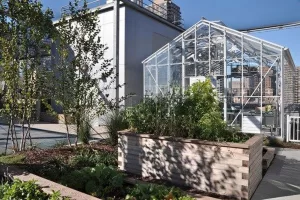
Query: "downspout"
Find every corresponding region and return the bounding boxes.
[114,0,120,113]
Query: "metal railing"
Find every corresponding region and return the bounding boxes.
[61,0,106,16]
[287,115,300,142]
[60,0,184,28]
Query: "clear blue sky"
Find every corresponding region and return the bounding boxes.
[40,0,300,66]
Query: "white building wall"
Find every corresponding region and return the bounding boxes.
[124,6,182,106]
[50,4,182,126]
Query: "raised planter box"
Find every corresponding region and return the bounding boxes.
[0,165,100,200]
[118,131,263,200]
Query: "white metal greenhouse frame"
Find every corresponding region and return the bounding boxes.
[142,19,296,138]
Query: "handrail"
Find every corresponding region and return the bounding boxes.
[60,0,184,27]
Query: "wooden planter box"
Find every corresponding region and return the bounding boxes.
[118,131,263,200]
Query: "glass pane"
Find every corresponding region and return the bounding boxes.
[170,64,182,91]
[157,48,168,65]
[211,61,224,76]
[184,40,195,63]
[211,36,224,60]
[196,23,209,38]
[157,65,168,95]
[196,39,209,61]
[144,66,156,96]
[183,29,195,40]
[210,25,223,37]
[145,56,156,66]
[263,44,281,56]
[196,62,209,76]
[226,33,242,59]
[185,63,196,77]
[243,36,261,58]
[170,39,182,64]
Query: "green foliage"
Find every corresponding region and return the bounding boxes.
[129,79,249,142]
[0,179,65,200]
[0,0,56,152]
[60,164,124,198]
[126,184,195,200]
[54,0,119,146]
[104,110,129,145]
[78,119,91,144]
[0,154,25,164]
[70,149,117,168]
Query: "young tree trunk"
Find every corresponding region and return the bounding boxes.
[63,114,72,146]
[24,121,32,149]
[4,121,11,155]
[12,123,19,151]
[20,118,26,151]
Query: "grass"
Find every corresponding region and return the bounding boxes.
[0,154,25,164]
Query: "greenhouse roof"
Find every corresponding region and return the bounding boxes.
[142,19,295,69]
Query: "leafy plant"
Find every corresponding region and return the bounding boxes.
[60,164,124,198]
[71,149,117,168]
[78,118,91,144]
[54,0,121,147]
[0,179,65,200]
[104,110,129,145]
[128,79,249,142]
[126,184,194,200]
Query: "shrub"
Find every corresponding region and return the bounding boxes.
[128,79,249,142]
[78,119,91,144]
[104,110,129,146]
[0,179,66,200]
[61,164,124,198]
[125,184,195,200]
[70,149,117,168]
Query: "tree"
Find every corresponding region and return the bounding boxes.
[0,0,55,152]
[54,0,121,146]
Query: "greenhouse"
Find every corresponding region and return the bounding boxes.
[142,19,296,137]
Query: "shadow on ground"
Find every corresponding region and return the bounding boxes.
[252,153,300,200]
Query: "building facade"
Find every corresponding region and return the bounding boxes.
[41,0,184,125]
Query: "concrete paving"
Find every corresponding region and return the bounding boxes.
[0,123,108,154]
[252,148,300,200]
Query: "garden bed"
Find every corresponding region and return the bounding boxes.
[0,142,196,199]
[118,131,263,200]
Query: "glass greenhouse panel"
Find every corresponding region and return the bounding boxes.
[243,37,261,58]
[157,65,169,94]
[144,65,157,96]
[157,48,168,66]
[170,38,182,64]
[211,36,224,60]
[183,29,195,40]
[184,40,195,63]
[196,39,209,61]
[185,63,196,77]
[210,25,223,37]
[226,33,242,60]
[263,44,281,56]
[211,61,224,76]
[169,64,182,92]
[196,23,209,38]
[196,62,209,76]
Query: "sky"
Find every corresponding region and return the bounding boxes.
[39,0,300,66]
